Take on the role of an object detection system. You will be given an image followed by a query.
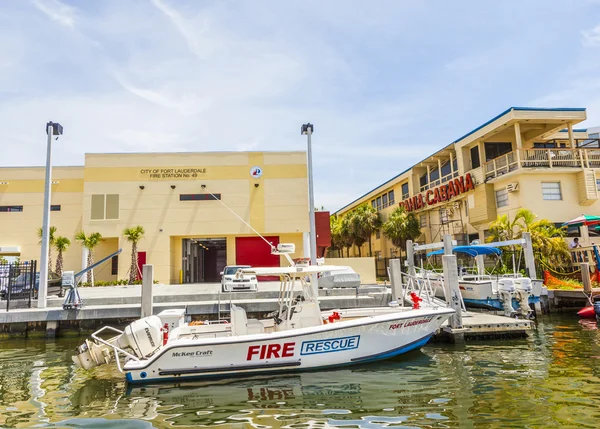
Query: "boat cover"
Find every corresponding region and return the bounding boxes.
[318,268,361,289]
[427,245,502,257]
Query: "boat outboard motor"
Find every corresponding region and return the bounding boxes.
[72,316,163,370]
[513,278,533,318]
[593,296,600,324]
[497,278,516,317]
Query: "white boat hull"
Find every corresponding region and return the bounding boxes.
[434,279,542,310]
[123,308,453,383]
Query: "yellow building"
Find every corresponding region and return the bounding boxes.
[0,151,309,284]
[335,107,600,258]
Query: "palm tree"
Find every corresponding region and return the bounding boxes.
[75,231,103,285]
[339,215,354,257]
[37,226,57,274]
[330,215,344,257]
[346,208,365,257]
[123,226,145,285]
[382,206,421,256]
[363,204,382,257]
[487,208,569,269]
[54,236,71,277]
[344,204,381,257]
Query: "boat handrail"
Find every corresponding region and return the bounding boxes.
[461,274,493,281]
[91,325,141,373]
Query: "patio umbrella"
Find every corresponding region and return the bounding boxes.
[562,214,600,227]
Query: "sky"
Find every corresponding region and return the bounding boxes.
[1,0,600,212]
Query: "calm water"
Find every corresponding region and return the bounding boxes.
[1,314,600,428]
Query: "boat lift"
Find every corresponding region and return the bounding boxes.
[406,233,541,318]
[62,248,123,310]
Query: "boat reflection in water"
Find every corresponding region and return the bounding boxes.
[70,353,445,428]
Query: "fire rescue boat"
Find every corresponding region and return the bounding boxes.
[72,249,454,384]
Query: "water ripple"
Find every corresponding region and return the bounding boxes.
[1,315,600,428]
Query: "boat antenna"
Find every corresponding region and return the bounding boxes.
[201,185,276,251]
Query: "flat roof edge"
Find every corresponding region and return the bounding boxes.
[85,150,306,156]
[334,167,411,214]
[452,107,586,144]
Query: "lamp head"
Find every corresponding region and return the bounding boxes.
[301,123,314,135]
[46,121,63,136]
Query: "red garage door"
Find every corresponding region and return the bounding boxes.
[236,236,280,281]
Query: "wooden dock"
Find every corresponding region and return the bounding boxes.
[436,311,533,343]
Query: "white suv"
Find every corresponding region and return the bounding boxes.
[220,265,258,292]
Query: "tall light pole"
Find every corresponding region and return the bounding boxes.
[301,123,318,297]
[38,121,63,309]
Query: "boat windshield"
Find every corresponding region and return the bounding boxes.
[224,266,250,275]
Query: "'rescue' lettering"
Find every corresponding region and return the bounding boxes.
[246,343,295,360]
[300,335,360,355]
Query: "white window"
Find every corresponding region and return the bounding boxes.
[542,182,562,201]
[91,194,119,220]
[420,214,427,227]
[495,188,508,208]
[596,179,600,192]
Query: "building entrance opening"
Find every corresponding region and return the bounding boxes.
[182,238,227,283]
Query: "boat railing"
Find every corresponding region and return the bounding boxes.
[400,271,439,308]
[91,325,141,373]
[461,274,493,282]
[405,268,467,314]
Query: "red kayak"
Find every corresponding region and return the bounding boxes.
[578,306,596,318]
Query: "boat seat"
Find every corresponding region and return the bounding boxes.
[247,318,265,335]
[230,304,248,336]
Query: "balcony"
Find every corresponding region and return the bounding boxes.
[483,148,600,180]
[419,171,460,192]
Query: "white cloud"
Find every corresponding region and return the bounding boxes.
[582,23,600,46]
[32,0,77,28]
[150,0,213,59]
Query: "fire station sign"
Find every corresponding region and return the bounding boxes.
[401,173,475,212]
[139,168,207,180]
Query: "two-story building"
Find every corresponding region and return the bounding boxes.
[0,151,309,284]
[334,107,600,259]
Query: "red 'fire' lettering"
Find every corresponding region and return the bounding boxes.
[247,343,296,361]
[247,345,261,360]
[282,343,295,357]
[266,343,281,358]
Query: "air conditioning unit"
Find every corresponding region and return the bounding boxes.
[506,182,519,193]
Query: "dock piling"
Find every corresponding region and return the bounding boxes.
[388,259,403,305]
[581,263,592,294]
[523,232,537,280]
[442,235,463,329]
[141,264,154,318]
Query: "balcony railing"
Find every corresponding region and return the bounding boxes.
[419,171,460,192]
[570,245,598,268]
[484,148,600,180]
